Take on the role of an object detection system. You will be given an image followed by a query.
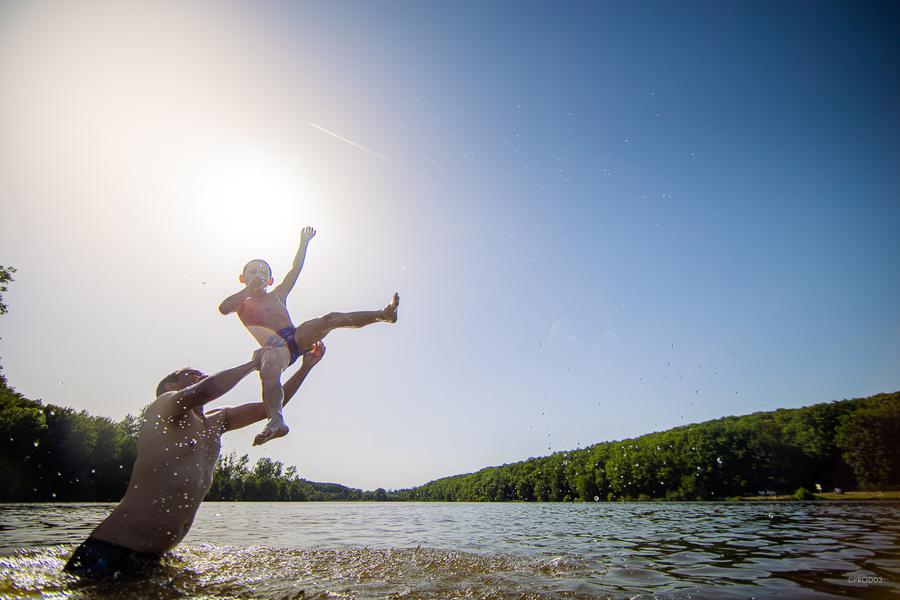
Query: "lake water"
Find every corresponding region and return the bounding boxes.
[1,501,898,598]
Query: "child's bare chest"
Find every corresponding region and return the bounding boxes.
[238,294,292,328]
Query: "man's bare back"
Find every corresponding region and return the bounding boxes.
[90,393,228,553]
[64,344,325,577]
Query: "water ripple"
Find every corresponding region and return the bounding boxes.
[1,501,897,598]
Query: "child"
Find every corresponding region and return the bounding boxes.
[219,226,399,445]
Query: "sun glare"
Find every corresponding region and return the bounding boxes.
[182,149,322,260]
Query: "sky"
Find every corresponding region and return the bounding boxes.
[0,1,898,490]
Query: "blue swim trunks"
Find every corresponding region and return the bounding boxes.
[64,536,162,579]
[267,325,302,366]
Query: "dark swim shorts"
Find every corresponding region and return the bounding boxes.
[267,325,303,366]
[63,536,162,579]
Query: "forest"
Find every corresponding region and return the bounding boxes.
[390,391,899,501]
[0,371,372,502]
[2,365,897,502]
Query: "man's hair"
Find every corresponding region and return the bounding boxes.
[243,259,272,277]
[156,370,183,397]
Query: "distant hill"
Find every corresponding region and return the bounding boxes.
[387,391,900,501]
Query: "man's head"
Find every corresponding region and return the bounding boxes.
[240,259,274,288]
[156,368,207,398]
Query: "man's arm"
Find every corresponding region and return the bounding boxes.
[274,226,316,303]
[219,341,325,432]
[155,351,263,419]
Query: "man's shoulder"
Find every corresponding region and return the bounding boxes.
[203,407,229,430]
[146,392,196,423]
[141,393,166,419]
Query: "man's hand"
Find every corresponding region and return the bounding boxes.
[220,341,326,432]
[303,341,326,368]
[251,347,267,370]
[300,226,316,244]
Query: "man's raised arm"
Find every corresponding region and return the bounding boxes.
[156,350,263,418]
[220,341,325,432]
[274,226,316,302]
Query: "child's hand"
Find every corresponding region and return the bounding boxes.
[303,341,326,367]
[300,226,316,244]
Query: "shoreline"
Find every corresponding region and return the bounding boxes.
[736,490,900,502]
[1,491,899,504]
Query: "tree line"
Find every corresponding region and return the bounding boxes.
[389,391,899,501]
[2,368,897,502]
[0,373,370,502]
[1,264,898,502]
[206,452,393,501]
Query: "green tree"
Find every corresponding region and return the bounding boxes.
[835,395,900,490]
[0,264,15,316]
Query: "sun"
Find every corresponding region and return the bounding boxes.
[180,147,322,259]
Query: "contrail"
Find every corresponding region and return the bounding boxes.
[308,122,401,168]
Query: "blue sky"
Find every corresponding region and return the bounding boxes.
[0,1,898,489]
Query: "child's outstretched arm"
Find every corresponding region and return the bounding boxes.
[274,226,316,303]
[219,277,266,315]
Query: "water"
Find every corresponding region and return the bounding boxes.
[1,501,898,598]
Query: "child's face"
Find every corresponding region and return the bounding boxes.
[242,261,272,287]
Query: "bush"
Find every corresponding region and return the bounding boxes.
[794,486,816,501]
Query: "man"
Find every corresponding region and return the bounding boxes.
[63,341,326,579]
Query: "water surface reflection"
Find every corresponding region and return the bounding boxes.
[1,501,897,598]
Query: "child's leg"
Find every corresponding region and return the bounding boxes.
[253,348,290,446]
[294,292,399,350]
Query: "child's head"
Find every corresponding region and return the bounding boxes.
[240,259,274,287]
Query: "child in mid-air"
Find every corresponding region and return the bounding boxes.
[219,226,399,445]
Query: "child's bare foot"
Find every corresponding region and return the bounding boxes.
[253,417,289,446]
[383,292,400,323]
